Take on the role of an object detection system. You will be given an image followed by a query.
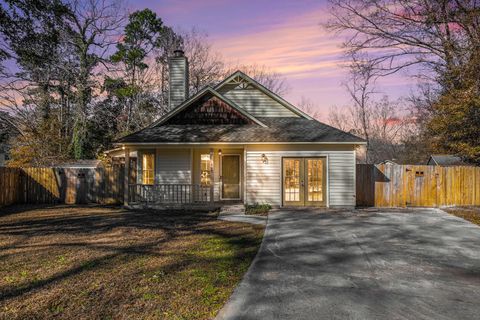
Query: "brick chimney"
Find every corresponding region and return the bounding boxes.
[168,49,189,110]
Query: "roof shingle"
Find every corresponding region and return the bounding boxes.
[117,117,365,144]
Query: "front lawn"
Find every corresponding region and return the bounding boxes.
[443,207,480,226]
[0,205,264,320]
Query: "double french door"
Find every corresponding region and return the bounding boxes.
[282,157,326,206]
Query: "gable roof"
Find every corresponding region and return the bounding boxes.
[57,160,103,168]
[150,86,267,127]
[215,71,313,120]
[117,117,366,144]
[116,70,366,145]
[427,154,467,166]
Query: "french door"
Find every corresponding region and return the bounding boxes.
[282,157,326,206]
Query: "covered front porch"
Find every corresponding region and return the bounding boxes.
[122,146,245,207]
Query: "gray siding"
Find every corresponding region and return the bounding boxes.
[168,56,189,110]
[219,85,298,117]
[246,150,356,207]
[156,149,191,184]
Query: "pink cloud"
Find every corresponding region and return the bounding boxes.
[213,9,343,80]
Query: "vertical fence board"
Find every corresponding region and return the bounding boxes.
[356,164,480,207]
[0,166,124,207]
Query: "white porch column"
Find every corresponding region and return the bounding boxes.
[243,147,247,205]
[124,147,130,206]
[210,148,214,203]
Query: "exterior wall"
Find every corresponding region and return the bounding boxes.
[245,144,356,207]
[192,147,243,201]
[155,148,191,184]
[132,144,357,207]
[137,147,243,202]
[218,85,298,117]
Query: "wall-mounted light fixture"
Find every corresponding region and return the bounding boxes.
[218,149,222,156]
[261,153,268,164]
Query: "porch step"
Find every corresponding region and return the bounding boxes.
[218,204,267,226]
[219,204,245,215]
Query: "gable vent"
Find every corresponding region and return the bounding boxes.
[168,49,189,110]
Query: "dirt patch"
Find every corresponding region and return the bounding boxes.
[444,207,480,226]
[0,205,264,320]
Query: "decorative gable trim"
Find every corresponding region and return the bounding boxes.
[165,95,255,125]
[215,71,314,120]
[151,87,267,127]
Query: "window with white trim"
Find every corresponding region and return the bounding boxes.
[142,153,155,185]
[200,154,212,186]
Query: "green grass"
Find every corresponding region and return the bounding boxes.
[0,205,264,320]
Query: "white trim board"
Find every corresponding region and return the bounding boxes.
[118,142,366,146]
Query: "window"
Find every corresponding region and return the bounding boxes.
[142,153,155,185]
[200,154,212,186]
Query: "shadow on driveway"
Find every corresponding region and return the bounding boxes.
[217,208,480,320]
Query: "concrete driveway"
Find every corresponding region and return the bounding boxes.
[216,208,480,320]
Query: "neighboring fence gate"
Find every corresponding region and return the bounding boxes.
[357,164,480,207]
[0,166,124,207]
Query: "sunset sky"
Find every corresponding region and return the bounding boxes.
[133,0,415,119]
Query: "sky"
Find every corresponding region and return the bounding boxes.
[130,0,418,119]
[0,0,415,118]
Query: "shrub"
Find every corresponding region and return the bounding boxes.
[245,203,271,215]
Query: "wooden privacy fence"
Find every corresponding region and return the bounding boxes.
[0,166,124,207]
[357,164,480,207]
[0,167,22,207]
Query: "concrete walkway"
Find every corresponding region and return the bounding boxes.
[216,208,480,320]
[217,204,267,226]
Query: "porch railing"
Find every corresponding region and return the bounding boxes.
[128,184,212,205]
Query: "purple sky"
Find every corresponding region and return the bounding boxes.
[112,1,419,119]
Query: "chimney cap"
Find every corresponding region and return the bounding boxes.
[173,49,185,57]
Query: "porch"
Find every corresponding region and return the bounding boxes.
[128,184,213,206]
[121,146,245,207]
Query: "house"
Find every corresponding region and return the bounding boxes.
[57,160,104,169]
[427,154,467,166]
[377,160,398,165]
[115,50,365,208]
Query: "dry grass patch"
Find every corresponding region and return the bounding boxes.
[0,205,264,320]
[444,207,480,226]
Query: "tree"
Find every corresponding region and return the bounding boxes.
[181,29,225,95]
[327,0,480,163]
[296,97,322,120]
[224,63,290,96]
[0,0,126,164]
[328,55,378,162]
[1,2,294,165]
[0,0,72,165]
[328,56,417,163]
[110,8,166,133]
[64,0,126,159]
[329,96,416,164]
[326,0,480,80]
[427,88,480,164]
